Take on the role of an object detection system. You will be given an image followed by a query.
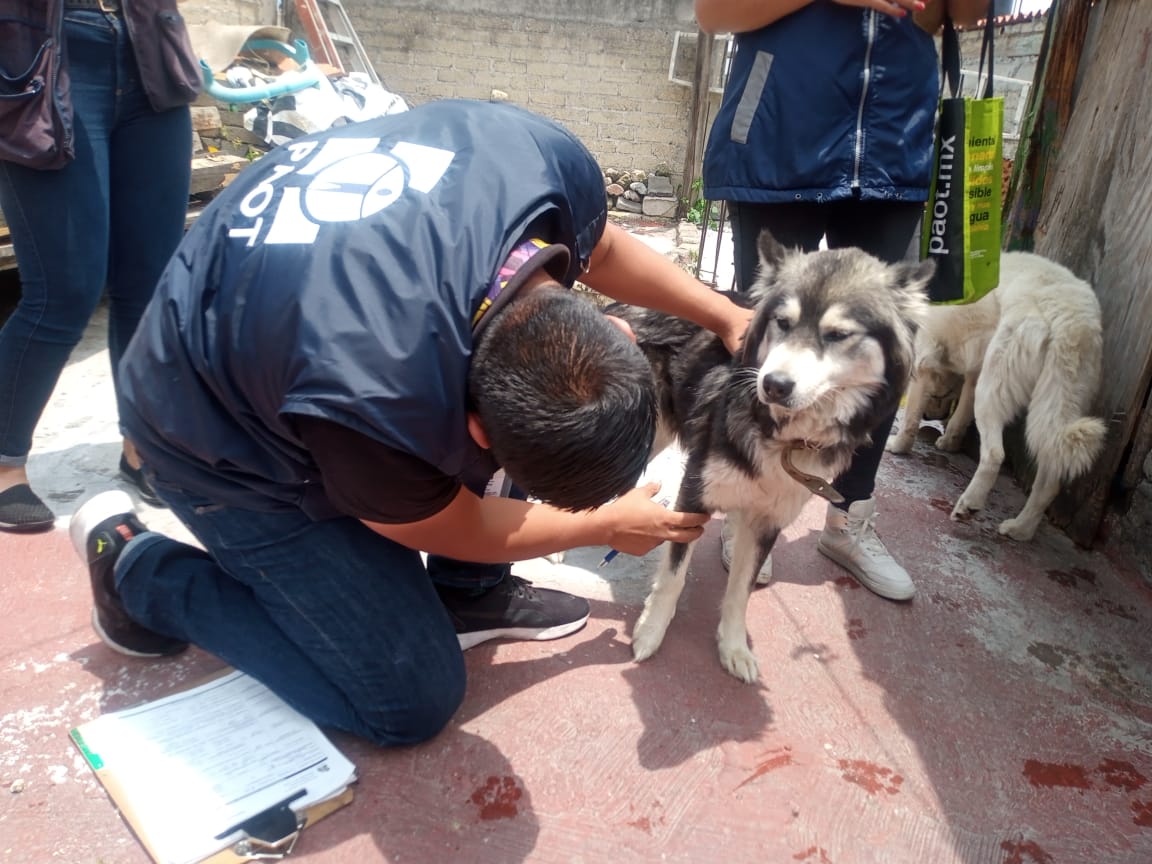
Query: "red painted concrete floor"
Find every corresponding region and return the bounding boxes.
[3,310,1152,864]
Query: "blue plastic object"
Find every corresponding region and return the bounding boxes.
[199,38,323,104]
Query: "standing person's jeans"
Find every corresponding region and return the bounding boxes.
[116,480,469,747]
[727,199,923,503]
[0,9,192,465]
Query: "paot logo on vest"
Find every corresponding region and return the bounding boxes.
[227,137,455,248]
[306,153,407,221]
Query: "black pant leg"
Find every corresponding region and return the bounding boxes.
[824,200,925,504]
[727,201,826,291]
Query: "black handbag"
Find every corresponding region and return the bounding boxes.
[0,0,74,170]
[919,15,1003,304]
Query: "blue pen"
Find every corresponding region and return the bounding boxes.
[598,494,674,567]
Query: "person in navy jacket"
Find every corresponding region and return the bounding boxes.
[699,0,989,602]
[0,0,201,531]
[69,99,752,747]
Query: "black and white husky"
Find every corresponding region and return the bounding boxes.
[612,230,932,683]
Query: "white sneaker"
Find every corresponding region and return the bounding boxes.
[720,519,773,585]
[817,498,914,600]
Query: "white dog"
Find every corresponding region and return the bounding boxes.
[887,250,1106,541]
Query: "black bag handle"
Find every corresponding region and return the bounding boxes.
[978,11,995,98]
[942,12,996,100]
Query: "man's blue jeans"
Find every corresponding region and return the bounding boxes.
[117,482,475,747]
[0,9,191,464]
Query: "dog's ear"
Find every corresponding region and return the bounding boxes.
[749,229,789,301]
[889,258,934,329]
[756,229,787,269]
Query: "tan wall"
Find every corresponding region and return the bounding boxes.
[180,0,271,27]
[344,4,695,179]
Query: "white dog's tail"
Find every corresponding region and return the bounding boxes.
[1032,417,1110,483]
[1024,317,1106,484]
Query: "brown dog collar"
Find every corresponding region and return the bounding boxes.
[780,441,845,504]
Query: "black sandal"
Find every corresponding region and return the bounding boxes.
[0,484,56,532]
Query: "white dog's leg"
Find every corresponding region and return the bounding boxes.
[632,539,694,663]
[937,371,978,452]
[999,461,1061,541]
[952,376,1012,519]
[715,515,773,683]
[887,372,928,455]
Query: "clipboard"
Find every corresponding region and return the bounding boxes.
[71,668,356,864]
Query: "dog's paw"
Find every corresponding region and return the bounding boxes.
[998,517,1037,542]
[886,434,914,455]
[718,640,759,684]
[935,434,964,452]
[951,495,983,521]
[631,613,670,663]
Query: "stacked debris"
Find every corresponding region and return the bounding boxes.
[188,103,267,201]
[185,21,408,205]
[604,165,680,220]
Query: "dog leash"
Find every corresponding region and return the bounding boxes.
[780,442,845,504]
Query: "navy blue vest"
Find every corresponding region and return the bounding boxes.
[703,7,940,204]
[119,99,607,515]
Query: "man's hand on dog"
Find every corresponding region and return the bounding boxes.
[723,304,755,356]
[598,482,708,555]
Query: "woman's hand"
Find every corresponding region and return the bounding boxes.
[833,0,927,18]
[597,482,710,556]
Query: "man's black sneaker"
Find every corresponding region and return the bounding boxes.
[438,575,591,650]
[69,491,188,658]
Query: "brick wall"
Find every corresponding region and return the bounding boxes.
[343,1,697,180]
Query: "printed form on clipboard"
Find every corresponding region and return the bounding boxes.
[70,669,357,864]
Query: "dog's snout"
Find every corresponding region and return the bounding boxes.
[761,373,794,404]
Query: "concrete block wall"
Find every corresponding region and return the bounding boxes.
[180,0,271,27]
[956,17,1047,159]
[975,18,1046,82]
[343,1,697,182]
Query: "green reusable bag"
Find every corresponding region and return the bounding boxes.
[921,15,1003,305]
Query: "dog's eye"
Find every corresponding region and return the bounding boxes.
[823,329,851,343]
[774,317,792,333]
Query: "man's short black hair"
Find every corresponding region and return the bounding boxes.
[469,285,656,511]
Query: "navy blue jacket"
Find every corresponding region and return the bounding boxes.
[703,6,940,204]
[119,100,607,516]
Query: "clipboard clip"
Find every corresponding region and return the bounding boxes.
[219,790,307,860]
[231,829,302,861]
